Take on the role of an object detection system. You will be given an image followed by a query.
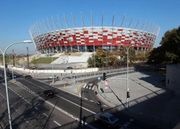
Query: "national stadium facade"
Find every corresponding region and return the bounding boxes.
[29,16,159,53]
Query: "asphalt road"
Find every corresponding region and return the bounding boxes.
[17,78,102,116]
[0,68,163,129]
[0,81,75,129]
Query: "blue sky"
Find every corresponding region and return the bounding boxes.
[0,0,179,54]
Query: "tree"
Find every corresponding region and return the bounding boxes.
[88,48,120,67]
[148,26,180,64]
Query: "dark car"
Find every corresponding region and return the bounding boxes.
[24,75,32,79]
[66,66,73,69]
[43,90,55,98]
[95,112,119,128]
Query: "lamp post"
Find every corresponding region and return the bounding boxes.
[126,46,130,108]
[125,44,134,109]
[51,53,55,85]
[0,40,33,129]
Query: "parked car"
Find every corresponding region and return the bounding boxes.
[95,112,119,127]
[24,75,32,79]
[66,66,73,69]
[43,90,55,98]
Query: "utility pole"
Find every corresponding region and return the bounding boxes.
[26,47,29,68]
[12,49,15,80]
[12,49,15,66]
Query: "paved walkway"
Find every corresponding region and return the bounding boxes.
[96,71,180,129]
[97,71,166,107]
[52,70,180,129]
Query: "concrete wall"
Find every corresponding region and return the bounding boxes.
[166,64,180,95]
[31,62,88,69]
[0,65,98,74]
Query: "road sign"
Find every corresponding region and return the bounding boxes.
[104,80,108,86]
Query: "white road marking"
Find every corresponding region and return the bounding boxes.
[92,87,94,90]
[90,100,94,103]
[43,113,48,117]
[84,97,88,100]
[53,120,61,126]
[83,84,87,88]
[0,92,5,99]
[8,87,31,104]
[15,81,79,121]
[45,100,79,121]
[56,94,96,114]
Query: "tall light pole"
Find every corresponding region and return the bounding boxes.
[26,47,29,68]
[0,40,33,129]
[11,49,15,80]
[126,46,130,108]
[51,53,55,85]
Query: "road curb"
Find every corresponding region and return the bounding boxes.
[94,83,116,108]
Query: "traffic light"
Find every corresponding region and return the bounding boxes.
[102,72,106,80]
[127,91,130,98]
[100,88,104,93]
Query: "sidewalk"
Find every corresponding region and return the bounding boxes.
[96,71,166,108]
[96,71,180,129]
[55,82,86,97]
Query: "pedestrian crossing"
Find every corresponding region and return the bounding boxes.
[81,82,108,109]
[82,82,96,90]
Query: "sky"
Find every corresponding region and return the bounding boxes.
[0,0,179,54]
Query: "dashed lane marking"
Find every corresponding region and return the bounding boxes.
[56,94,96,115]
[43,113,48,117]
[8,87,31,105]
[35,107,38,110]
[45,100,79,121]
[53,120,61,126]
[90,100,94,103]
[84,97,88,100]
[0,92,5,99]
[10,81,78,121]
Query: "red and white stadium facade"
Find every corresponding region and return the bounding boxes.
[29,16,159,53]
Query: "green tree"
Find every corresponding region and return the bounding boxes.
[148,26,180,64]
[88,48,120,67]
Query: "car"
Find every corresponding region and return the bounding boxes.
[66,66,73,69]
[24,75,32,79]
[95,112,119,127]
[43,90,55,98]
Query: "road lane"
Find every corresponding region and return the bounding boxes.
[0,82,75,129]
[18,78,101,113]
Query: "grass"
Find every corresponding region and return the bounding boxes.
[31,57,58,64]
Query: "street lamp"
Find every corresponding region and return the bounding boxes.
[125,43,135,109]
[126,46,130,108]
[0,40,33,129]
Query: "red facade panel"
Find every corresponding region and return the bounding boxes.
[34,27,155,50]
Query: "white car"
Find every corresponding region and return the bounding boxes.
[95,112,119,127]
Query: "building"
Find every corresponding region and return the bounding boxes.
[166,64,180,95]
[29,16,159,53]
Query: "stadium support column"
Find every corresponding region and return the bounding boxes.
[77,45,80,52]
[91,14,96,68]
[111,16,115,52]
[60,45,62,52]
[101,15,104,50]
[81,15,87,52]
[85,45,87,52]
[70,43,73,52]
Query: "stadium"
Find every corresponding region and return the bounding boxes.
[29,16,159,54]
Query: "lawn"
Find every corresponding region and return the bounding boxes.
[31,57,58,64]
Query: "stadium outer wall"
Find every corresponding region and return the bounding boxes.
[29,17,159,53]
